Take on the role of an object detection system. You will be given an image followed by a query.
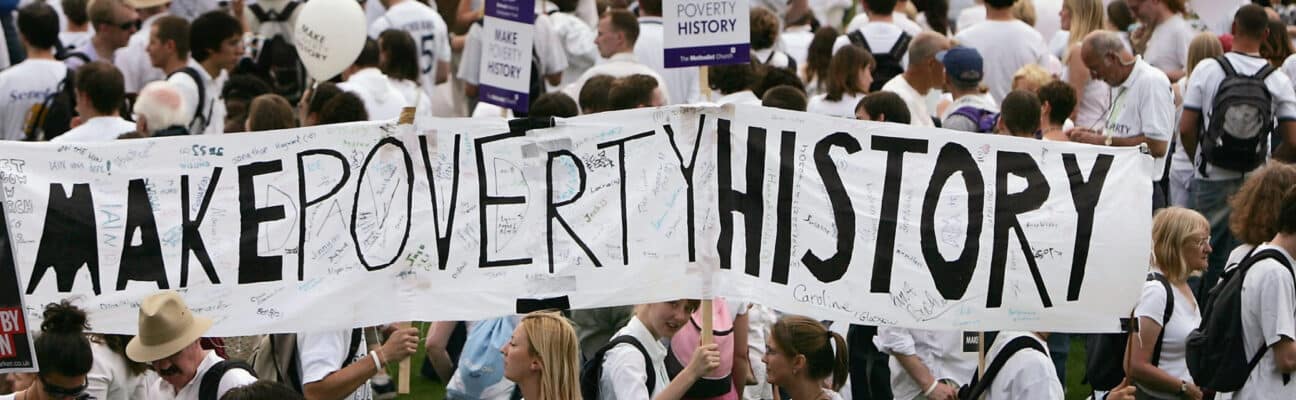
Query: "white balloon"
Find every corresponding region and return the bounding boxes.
[294,0,367,81]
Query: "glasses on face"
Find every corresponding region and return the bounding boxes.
[40,376,89,400]
[115,19,141,31]
[1187,235,1210,250]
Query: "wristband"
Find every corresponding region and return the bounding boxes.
[922,380,939,396]
[370,350,384,371]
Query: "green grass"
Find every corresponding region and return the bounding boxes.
[1066,335,1092,400]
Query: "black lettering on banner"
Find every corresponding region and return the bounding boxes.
[1063,153,1113,301]
[296,150,349,280]
[771,131,796,284]
[987,151,1053,308]
[868,136,928,293]
[663,116,705,262]
[546,150,600,272]
[799,132,861,284]
[596,131,654,265]
[349,137,415,270]
[116,179,169,290]
[239,161,285,283]
[26,183,101,295]
[717,120,765,277]
[180,169,222,287]
[919,143,984,300]
[418,135,461,271]
[475,131,531,267]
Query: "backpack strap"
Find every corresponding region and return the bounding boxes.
[248,3,270,22]
[1216,55,1239,78]
[169,67,206,134]
[1146,272,1174,367]
[605,335,657,394]
[962,335,1047,400]
[278,1,300,20]
[198,360,256,400]
[26,68,75,141]
[888,31,912,60]
[847,30,872,52]
[343,327,363,368]
[1239,248,1295,384]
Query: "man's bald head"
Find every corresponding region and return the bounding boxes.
[1080,30,1128,63]
[1080,30,1136,86]
[907,31,949,67]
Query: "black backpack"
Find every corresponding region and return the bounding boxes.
[250,2,307,103]
[1187,248,1294,392]
[198,360,257,400]
[958,334,1048,400]
[1199,55,1276,175]
[168,67,207,135]
[1084,272,1175,391]
[24,67,77,141]
[847,30,910,93]
[580,335,656,399]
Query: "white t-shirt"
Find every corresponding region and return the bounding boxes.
[168,59,227,135]
[807,92,865,119]
[51,116,135,143]
[0,59,67,141]
[1133,268,1201,397]
[715,90,761,106]
[1143,14,1194,76]
[298,329,372,400]
[1234,244,1296,399]
[338,68,409,121]
[882,75,935,127]
[87,340,152,400]
[116,13,167,94]
[635,16,701,105]
[782,25,815,71]
[59,31,94,54]
[1184,53,1296,180]
[954,19,1050,102]
[143,350,258,400]
[545,7,598,88]
[831,21,911,66]
[1105,57,1174,181]
[874,327,978,399]
[1062,60,1112,130]
[955,5,985,33]
[599,316,668,400]
[368,0,452,100]
[983,331,1064,400]
[844,12,922,36]
[1031,0,1063,48]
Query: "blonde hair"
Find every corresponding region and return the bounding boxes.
[520,312,581,400]
[1185,32,1223,80]
[1064,0,1105,60]
[1013,0,1037,26]
[1012,64,1053,92]
[1151,207,1209,283]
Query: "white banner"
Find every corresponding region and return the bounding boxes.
[2,105,1151,335]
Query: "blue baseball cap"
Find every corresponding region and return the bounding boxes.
[936,46,983,85]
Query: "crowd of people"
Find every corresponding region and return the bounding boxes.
[2,0,1296,398]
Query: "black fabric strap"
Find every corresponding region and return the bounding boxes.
[605,335,656,394]
[963,335,1047,399]
[1147,272,1174,367]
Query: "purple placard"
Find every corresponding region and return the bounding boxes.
[478,84,529,111]
[664,43,751,68]
[485,0,534,23]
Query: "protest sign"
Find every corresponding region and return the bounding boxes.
[662,0,750,68]
[2,105,1151,336]
[477,0,536,112]
[0,195,37,373]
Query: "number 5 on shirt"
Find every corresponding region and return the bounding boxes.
[421,34,436,74]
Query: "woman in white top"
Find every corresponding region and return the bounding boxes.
[377,29,434,111]
[1220,164,1296,277]
[2,301,94,400]
[763,315,849,400]
[1129,207,1209,400]
[501,311,582,400]
[1168,33,1224,209]
[803,27,841,97]
[1059,0,1109,130]
[807,46,874,119]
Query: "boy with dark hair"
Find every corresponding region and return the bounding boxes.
[708,62,759,105]
[607,74,663,111]
[60,0,93,51]
[1036,81,1075,141]
[996,90,1041,138]
[174,10,244,135]
[579,75,615,114]
[529,92,579,118]
[761,85,808,111]
[0,2,67,140]
[855,91,911,124]
[52,61,136,142]
[753,66,805,98]
[115,0,173,94]
[338,38,407,121]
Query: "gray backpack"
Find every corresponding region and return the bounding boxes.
[1199,55,1275,175]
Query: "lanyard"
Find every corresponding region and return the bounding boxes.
[1105,85,1131,138]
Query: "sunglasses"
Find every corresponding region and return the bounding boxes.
[39,376,89,400]
[113,19,141,31]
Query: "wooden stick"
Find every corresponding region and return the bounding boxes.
[977,332,986,376]
[396,107,415,394]
[700,299,714,345]
[699,66,712,101]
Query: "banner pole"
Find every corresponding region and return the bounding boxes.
[396,107,416,394]
[699,66,711,101]
[700,299,713,345]
[978,332,986,376]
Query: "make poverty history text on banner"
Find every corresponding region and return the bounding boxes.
[1,105,1152,336]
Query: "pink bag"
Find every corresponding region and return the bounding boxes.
[666,298,738,400]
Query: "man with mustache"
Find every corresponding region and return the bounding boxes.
[127,291,258,400]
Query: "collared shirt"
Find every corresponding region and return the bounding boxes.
[634,16,701,105]
[143,350,257,400]
[562,52,672,104]
[116,13,168,93]
[882,75,935,127]
[168,59,227,135]
[1106,57,1173,181]
[50,116,135,143]
[874,327,978,399]
[599,316,668,400]
[984,332,1064,400]
[338,68,409,121]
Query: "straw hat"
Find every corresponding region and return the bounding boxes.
[125,0,170,9]
[126,291,213,363]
